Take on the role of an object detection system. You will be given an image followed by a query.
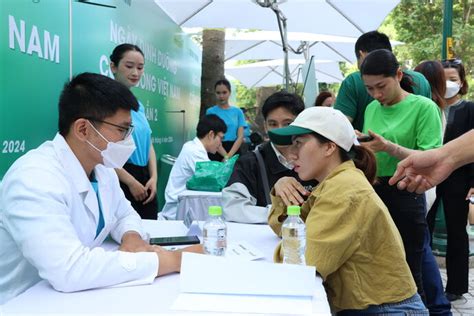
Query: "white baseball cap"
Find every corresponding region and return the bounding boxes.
[268,107,356,152]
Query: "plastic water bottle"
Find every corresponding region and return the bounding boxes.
[203,206,227,256]
[282,205,306,265]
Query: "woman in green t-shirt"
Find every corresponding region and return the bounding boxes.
[357,49,443,304]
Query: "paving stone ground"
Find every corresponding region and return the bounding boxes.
[436,235,474,315]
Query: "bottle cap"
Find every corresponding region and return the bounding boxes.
[287,205,301,216]
[208,205,222,216]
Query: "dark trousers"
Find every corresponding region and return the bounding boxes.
[120,163,158,220]
[427,188,469,295]
[208,141,240,161]
[374,178,426,302]
[422,226,452,315]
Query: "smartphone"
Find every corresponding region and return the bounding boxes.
[149,235,200,246]
[469,195,474,204]
[357,135,374,142]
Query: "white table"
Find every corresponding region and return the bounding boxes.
[1,221,330,315]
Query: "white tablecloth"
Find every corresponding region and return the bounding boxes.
[1,221,330,315]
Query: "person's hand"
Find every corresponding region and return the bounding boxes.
[389,148,454,194]
[119,231,153,252]
[465,188,474,200]
[143,177,157,205]
[153,244,204,276]
[274,177,310,206]
[355,130,387,153]
[128,179,148,202]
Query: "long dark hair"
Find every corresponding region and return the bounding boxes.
[312,133,377,184]
[414,61,446,109]
[360,49,415,93]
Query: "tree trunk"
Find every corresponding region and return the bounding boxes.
[254,86,278,140]
[200,29,225,117]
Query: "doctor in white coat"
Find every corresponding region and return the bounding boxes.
[0,73,201,304]
[160,114,227,220]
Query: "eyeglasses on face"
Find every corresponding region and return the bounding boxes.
[87,118,134,140]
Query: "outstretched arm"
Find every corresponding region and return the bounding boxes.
[389,129,474,193]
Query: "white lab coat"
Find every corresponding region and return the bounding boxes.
[161,137,209,220]
[0,134,158,304]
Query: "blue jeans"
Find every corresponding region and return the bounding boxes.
[422,226,452,315]
[337,294,428,315]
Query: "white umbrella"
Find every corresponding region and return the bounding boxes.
[156,0,399,37]
[155,0,399,88]
[225,31,359,63]
[225,31,402,64]
[225,59,343,88]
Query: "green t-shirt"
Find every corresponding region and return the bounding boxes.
[363,94,442,177]
[334,70,432,131]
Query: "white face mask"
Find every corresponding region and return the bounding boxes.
[445,80,461,99]
[87,122,136,168]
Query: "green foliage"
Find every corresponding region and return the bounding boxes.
[382,0,474,99]
[339,61,358,78]
[233,83,259,126]
[318,82,340,94]
[234,83,257,109]
[386,0,444,63]
[234,60,260,65]
[230,60,259,117]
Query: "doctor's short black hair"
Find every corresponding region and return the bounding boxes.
[261,91,305,120]
[58,72,139,136]
[196,114,227,139]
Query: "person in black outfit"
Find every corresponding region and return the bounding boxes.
[427,58,474,302]
[222,92,317,223]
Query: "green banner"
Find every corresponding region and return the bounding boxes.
[0,0,69,177]
[72,0,201,159]
[0,0,201,179]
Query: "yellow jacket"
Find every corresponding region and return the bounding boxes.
[269,161,416,311]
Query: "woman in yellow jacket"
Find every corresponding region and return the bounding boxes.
[267,107,427,315]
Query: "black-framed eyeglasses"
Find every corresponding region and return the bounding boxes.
[442,58,463,66]
[87,118,134,140]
